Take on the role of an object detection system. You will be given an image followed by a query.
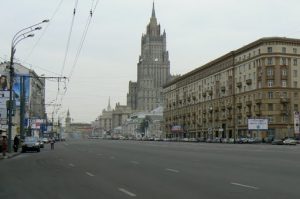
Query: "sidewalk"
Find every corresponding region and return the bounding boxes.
[0,151,21,160]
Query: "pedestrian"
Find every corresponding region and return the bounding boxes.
[1,133,8,157]
[13,135,19,152]
[50,138,55,150]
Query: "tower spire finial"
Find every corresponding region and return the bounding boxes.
[151,1,156,18]
[107,97,111,111]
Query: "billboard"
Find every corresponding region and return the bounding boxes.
[171,125,183,132]
[0,75,9,90]
[248,119,268,130]
[13,75,30,106]
[294,112,300,134]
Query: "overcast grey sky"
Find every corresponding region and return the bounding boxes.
[1,0,300,123]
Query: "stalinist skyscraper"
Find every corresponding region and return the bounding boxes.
[127,3,170,112]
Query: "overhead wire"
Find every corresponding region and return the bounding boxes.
[56,0,100,116]
[52,0,80,118]
[60,0,79,76]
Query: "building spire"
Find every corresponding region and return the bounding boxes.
[151,1,156,18]
[107,97,111,111]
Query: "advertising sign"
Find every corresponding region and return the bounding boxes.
[294,112,300,134]
[13,75,30,106]
[248,119,268,130]
[171,125,183,132]
[0,75,9,90]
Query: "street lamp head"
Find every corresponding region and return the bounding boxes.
[35,27,42,30]
[42,19,50,23]
[27,34,34,38]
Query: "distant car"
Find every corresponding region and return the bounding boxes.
[42,138,49,144]
[206,138,213,143]
[283,138,297,145]
[22,137,40,153]
[38,139,44,148]
[188,138,199,142]
[271,139,284,145]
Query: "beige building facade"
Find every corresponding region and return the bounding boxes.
[163,37,300,140]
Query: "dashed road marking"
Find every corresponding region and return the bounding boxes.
[118,188,136,197]
[86,172,95,177]
[165,168,179,173]
[231,182,259,190]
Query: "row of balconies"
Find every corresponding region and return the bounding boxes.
[167,97,290,111]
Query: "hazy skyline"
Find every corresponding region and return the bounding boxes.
[1,0,300,123]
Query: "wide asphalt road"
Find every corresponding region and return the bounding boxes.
[0,139,299,199]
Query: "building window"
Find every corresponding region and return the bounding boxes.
[268,92,273,99]
[267,47,272,53]
[282,47,286,53]
[282,68,287,76]
[282,80,287,87]
[294,70,298,78]
[267,67,273,76]
[294,92,298,98]
[268,80,274,87]
[293,48,297,54]
[294,81,298,88]
[268,104,273,111]
[282,115,288,122]
[294,59,298,66]
[268,116,273,123]
[258,81,262,88]
[282,58,286,65]
[267,58,273,65]
[294,104,298,111]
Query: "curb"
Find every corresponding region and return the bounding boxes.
[0,152,21,160]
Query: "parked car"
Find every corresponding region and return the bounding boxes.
[42,137,49,144]
[22,137,40,153]
[206,138,213,143]
[271,139,284,145]
[283,138,297,145]
[188,138,199,142]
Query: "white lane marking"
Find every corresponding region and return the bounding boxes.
[86,172,95,177]
[69,163,75,167]
[118,188,136,197]
[231,182,259,190]
[130,161,140,165]
[165,168,179,173]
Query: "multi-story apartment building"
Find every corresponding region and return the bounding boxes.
[164,37,300,140]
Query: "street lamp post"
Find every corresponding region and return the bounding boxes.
[7,20,49,153]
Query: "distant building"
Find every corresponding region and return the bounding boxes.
[127,3,171,112]
[164,37,300,140]
[64,110,92,136]
[98,98,113,134]
[0,62,46,138]
[112,102,131,129]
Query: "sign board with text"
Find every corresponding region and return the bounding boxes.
[248,119,268,130]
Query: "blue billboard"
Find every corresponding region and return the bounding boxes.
[13,75,30,106]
